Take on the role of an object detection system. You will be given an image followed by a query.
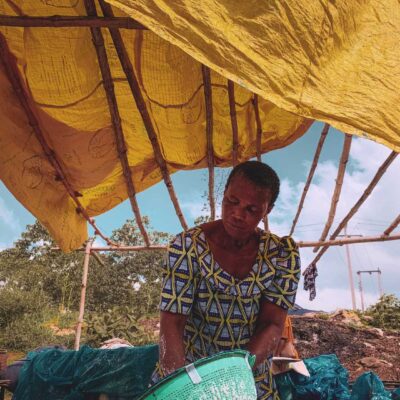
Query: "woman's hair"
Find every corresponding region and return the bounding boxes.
[225,161,280,207]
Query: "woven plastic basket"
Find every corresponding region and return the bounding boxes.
[140,350,257,400]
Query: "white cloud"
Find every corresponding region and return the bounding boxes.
[269,137,400,311]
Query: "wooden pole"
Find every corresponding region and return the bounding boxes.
[74,238,94,350]
[314,134,352,252]
[384,213,400,236]
[0,15,147,29]
[309,150,398,264]
[202,65,216,220]
[253,94,262,161]
[297,233,400,248]
[99,0,188,231]
[344,225,357,310]
[52,233,400,252]
[326,151,398,242]
[228,80,239,166]
[0,33,115,246]
[83,0,151,246]
[290,123,329,235]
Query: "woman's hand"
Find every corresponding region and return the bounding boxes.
[159,311,188,377]
[245,300,287,368]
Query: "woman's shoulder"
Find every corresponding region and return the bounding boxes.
[260,230,298,252]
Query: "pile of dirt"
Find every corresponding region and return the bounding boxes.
[291,313,400,381]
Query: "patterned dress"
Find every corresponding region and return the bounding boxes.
[152,226,301,400]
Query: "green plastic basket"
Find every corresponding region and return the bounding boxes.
[140,350,257,400]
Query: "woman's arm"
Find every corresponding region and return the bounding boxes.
[159,310,188,376]
[245,300,287,368]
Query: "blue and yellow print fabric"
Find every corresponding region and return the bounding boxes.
[158,227,301,400]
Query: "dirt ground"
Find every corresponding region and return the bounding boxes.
[291,315,400,382]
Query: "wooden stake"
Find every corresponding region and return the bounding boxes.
[313,134,352,252]
[290,123,329,235]
[83,0,151,245]
[252,94,262,161]
[384,213,400,236]
[202,65,216,220]
[99,0,188,231]
[228,80,239,166]
[0,33,115,247]
[0,15,147,29]
[74,237,94,350]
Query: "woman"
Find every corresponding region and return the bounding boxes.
[152,161,301,400]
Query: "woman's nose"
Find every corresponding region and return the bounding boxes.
[232,207,245,221]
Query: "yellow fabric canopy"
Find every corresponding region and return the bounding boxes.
[0,0,398,251]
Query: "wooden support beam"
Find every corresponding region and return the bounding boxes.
[298,233,400,248]
[384,213,400,236]
[290,123,329,235]
[228,80,239,166]
[202,65,216,220]
[313,134,352,252]
[0,33,115,247]
[310,149,398,265]
[253,94,262,162]
[83,0,150,246]
[99,0,188,231]
[0,15,147,29]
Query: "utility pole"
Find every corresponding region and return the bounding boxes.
[338,225,362,310]
[356,269,384,312]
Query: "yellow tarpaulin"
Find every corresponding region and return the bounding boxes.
[0,0,398,251]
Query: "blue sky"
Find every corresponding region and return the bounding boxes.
[1,121,399,311]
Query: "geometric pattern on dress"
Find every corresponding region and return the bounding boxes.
[157,226,301,399]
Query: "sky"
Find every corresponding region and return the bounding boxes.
[1,121,399,312]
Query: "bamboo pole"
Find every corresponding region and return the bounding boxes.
[228,80,239,166]
[290,123,330,235]
[253,94,262,161]
[99,0,188,231]
[297,233,400,248]
[53,232,400,252]
[202,65,216,220]
[328,150,397,240]
[384,213,400,236]
[74,238,94,350]
[0,15,147,29]
[310,150,398,263]
[83,0,150,246]
[0,33,115,246]
[313,134,352,252]
[51,245,167,252]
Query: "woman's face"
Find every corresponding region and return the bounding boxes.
[221,174,272,240]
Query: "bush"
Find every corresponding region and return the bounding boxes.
[0,313,56,351]
[84,306,157,347]
[362,294,400,331]
[0,287,51,328]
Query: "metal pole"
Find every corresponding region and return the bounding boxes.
[357,272,365,312]
[344,225,357,310]
[74,237,94,350]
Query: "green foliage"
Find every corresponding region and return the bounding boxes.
[0,286,50,328]
[0,217,169,351]
[0,313,56,351]
[84,306,156,347]
[362,294,400,331]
